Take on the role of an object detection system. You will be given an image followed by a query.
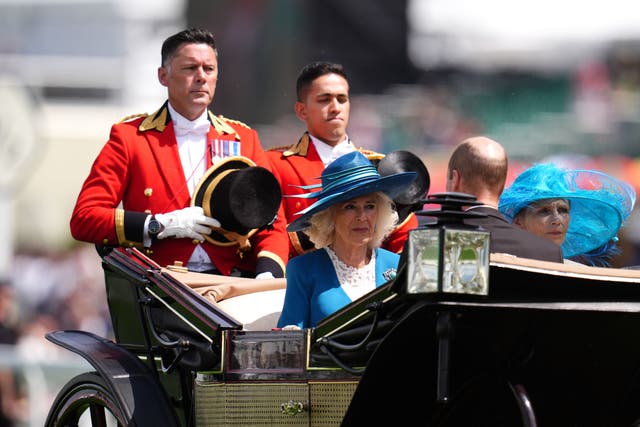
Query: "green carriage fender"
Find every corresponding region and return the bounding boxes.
[46,329,180,427]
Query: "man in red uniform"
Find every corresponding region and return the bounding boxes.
[266,62,422,258]
[70,28,288,278]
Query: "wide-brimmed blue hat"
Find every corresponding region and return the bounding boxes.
[498,163,636,257]
[287,151,417,232]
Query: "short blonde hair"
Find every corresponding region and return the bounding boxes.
[303,192,398,249]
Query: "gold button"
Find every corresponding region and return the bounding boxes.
[144,188,153,197]
[192,239,200,245]
[102,238,109,244]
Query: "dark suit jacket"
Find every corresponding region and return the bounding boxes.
[463,206,564,263]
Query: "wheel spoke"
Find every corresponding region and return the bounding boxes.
[89,402,108,427]
[45,372,129,427]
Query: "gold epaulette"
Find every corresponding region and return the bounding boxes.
[282,133,311,156]
[267,144,294,152]
[218,115,252,129]
[117,113,148,124]
[358,147,385,161]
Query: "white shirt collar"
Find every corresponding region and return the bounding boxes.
[309,134,354,165]
[167,103,209,132]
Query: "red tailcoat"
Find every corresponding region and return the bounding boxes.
[70,102,289,276]
[266,133,416,257]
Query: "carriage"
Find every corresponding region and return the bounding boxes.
[44,199,640,426]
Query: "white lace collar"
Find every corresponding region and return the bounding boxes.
[324,247,376,301]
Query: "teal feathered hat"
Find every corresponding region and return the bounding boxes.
[287,151,417,232]
[498,163,636,258]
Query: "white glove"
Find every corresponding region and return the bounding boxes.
[155,206,220,241]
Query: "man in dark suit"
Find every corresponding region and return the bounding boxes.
[446,136,564,262]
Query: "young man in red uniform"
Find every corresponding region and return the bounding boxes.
[70,28,288,278]
[266,62,421,258]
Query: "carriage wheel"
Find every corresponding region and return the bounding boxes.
[45,372,129,427]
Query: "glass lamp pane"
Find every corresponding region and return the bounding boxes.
[442,229,490,295]
[407,228,441,294]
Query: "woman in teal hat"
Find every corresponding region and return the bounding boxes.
[277,151,416,329]
[499,163,636,266]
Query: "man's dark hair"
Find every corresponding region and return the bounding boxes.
[161,28,217,67]
[295,61,347,102]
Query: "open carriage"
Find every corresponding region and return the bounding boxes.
[44,230,640,426]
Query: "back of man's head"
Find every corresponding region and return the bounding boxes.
[447,136,508,201]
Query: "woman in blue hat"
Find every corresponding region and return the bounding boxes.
[277,151,417,329]
[499,163,636,267]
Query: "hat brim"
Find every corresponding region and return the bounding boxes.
[287,171,416,232]
[500,196,625,257]
[192,156,281,246]
[499,166,636,257]
[377,150,430,205]
[558,197,622,257]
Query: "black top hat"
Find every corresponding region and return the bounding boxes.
[191,156,282,249]
[375,150,430,206]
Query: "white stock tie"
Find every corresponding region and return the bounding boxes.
[173,120,210,137]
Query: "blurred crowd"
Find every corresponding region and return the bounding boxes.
[1,244,110,426]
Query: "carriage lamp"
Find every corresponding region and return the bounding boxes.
[405,192,490,296]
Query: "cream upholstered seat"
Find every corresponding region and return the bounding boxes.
[216,288,286,331]
[162,268,286,331]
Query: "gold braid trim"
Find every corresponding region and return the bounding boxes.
[208,226,258,254]
[217,115,252,129]
[209,112,241,139]
[115,208,126,244]
[363,151,385,161]
[256,250,287,277]
[273,134,379,159]
[283,133,311,157]
[117,113,148,124]
[267,143,294,152]
[288,231,314,256]
[139,105,169,132]
[359,146,385,160]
